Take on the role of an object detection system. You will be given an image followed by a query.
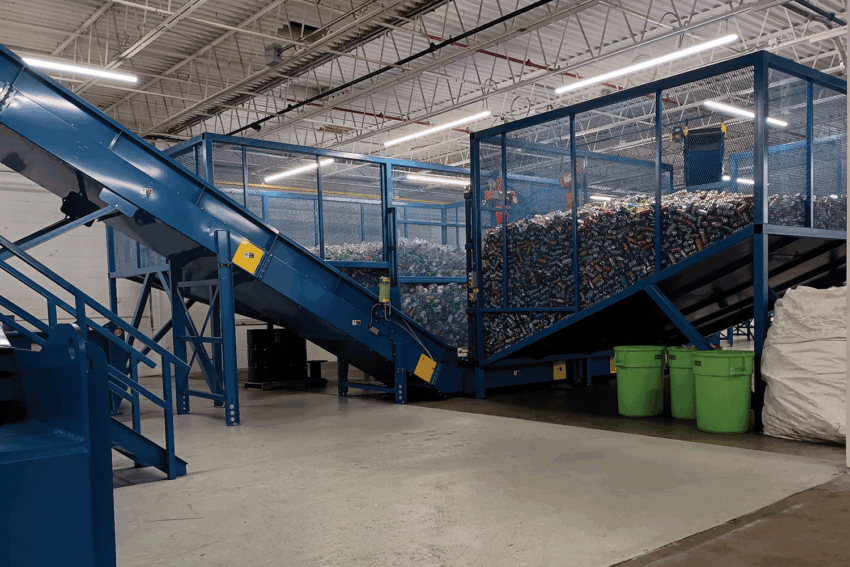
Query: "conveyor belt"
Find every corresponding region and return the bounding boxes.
[0,45,462,394]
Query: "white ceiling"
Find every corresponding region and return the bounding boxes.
[1,0,846,165]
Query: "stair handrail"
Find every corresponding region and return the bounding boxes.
[0,232,186,478]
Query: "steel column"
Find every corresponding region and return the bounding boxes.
[501,132,508,309]
[316,156,326,259]
[216,231,240,426]
[170,262,191,414]
[806,80,814,228]
[655,90,663,274]
[752,232,770,431]
[394,359,408,404]
[570,114,580,311]
[337,358,349,396]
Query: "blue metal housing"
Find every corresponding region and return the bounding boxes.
[0,326,116,566]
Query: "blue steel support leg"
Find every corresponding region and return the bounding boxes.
[474,366,485,399]
[170,262,191,415]
[752,232,769,432]
[337,359,349,396]
[216,231,240,426]
[394,360,408,405]
[212,285,224,408]
[645,285,712,350]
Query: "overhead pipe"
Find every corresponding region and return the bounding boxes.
[791,0,846,27]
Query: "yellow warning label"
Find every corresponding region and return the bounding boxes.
[232,240,264,275]
[414,354,437,383]
[553,360,566,381]
[610,356,617,374]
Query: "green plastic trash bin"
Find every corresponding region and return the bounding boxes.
[693,351,755,433]
[613,346,665,417]
[667,347,696,420]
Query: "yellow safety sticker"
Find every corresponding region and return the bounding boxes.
[610,356,617,374]
[553,360,566,380]
[232,240,264,275]
[414,354,437,383]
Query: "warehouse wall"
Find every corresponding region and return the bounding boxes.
[0,166,335,377]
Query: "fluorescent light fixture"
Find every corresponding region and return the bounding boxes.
[704,100,788,127]
[554,34,738,95]
[589,195,612,201]
[406,173,470,187]
[384,111,491,148]
[23,57,138,83]
[723,175,755,184]
[264,158,334,183]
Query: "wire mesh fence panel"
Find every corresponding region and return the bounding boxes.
[111,230,139,273]
[171,148,198,176]
[660,67,756,268]
[812,82,847,230]
[502,125,575,311]
[321,158,383,260]
[212,142,247,207]
[267,195,319,249]
[478,136,504,312]
[767,70,808,226]
[392,165,467,278]
[401,283,468,347]
[245,147,320,253]
[575,96,657,308]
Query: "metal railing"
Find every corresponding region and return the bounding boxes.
[0,232,190,479]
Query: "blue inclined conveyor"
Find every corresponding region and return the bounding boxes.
[0,45,463,396]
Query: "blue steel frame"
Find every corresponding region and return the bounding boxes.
[105,133,471,405]
[109,133,470,297]
[469,50,847,404]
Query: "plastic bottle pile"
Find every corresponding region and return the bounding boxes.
[812,194,847,230]
[481,189,757,357]
[397,238,466,278]
[401,283,468,347]
[314,239,468,345]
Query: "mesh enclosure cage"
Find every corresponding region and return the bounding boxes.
[812,83,846,230]
[661,67,756,269]
[171,148,198,176]
[473,54,845,359]
[321,158,383,260]
[392,165,467,279]
[245,146,320,250]
[401,283,468,347]
[575,96,658,305]
[212,142,247,207]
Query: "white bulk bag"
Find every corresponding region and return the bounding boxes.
[761,286,846,444]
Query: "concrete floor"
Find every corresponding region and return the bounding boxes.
[113,366,847,567]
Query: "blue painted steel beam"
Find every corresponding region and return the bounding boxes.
[0,206,112,262]
[216,231,240,426]
[806,80,814,229]
[645,285,712,350]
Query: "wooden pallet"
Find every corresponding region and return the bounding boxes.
[244,378,328,391]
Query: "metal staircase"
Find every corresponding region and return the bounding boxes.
[0,231,188,479]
